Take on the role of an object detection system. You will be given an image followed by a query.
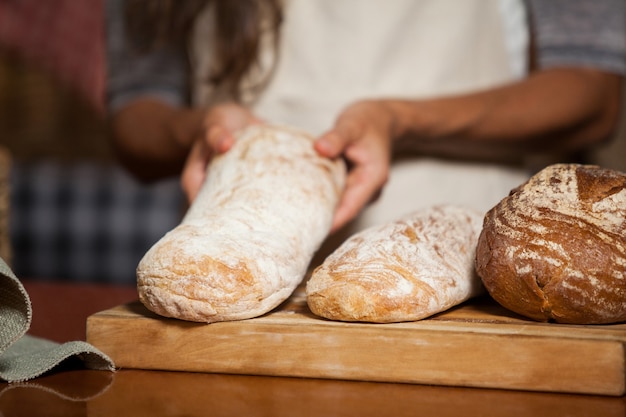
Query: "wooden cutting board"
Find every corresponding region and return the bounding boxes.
[86,286,626,396]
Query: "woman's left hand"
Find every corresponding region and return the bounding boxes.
[314,100,397,233]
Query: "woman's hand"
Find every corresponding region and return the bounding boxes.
[312,69,624,233]
[314,100,397,233]
[181,103,261,201]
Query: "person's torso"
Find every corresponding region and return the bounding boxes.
[192,0,529,135]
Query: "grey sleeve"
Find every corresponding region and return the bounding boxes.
[105,0,189,113]
[528,0,626,74]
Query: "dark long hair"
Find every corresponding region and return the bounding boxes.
[124,0,283,102]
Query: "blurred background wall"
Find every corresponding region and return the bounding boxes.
[0,0,184,284]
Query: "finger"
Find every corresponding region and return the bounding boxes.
[331,185,370,233]
[314,131,345,158]
[330,167,383,232]
[315,117,363,158]
[205,124,235,154]
[181,140,210,202]
[204,105,263,153]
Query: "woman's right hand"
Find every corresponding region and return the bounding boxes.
[181,102,261,202]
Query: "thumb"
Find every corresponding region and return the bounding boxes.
[315,119,362,159]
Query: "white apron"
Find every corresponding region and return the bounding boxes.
[191,0,530,236]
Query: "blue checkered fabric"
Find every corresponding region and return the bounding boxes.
[9,161,185,284]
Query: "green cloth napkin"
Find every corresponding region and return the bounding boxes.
[0,257,115,383]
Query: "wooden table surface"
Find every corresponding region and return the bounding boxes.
[1,279,625,417]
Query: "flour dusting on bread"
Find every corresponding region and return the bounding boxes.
[137,124,346,323]
[475,164,626,324]
[306,205,484,323]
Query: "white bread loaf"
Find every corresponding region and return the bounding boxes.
[306,205,484,323]
[476,163,626,324]
[137,124,346,323]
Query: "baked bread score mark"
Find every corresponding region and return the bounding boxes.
[475,164,626,324]
[306,205,485,323]
[136,124,346,323]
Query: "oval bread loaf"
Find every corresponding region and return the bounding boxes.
[137,124,346,323]
[306,205,485,323]
[475,163,626,324]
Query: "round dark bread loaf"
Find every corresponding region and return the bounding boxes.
[475,163,626,324]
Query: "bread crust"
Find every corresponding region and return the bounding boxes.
[306,205,484,323]
[137,124,346,323]
[475,164,626,324]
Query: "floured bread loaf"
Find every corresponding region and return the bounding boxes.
[306,205,484,323]
[476,164,626,324]
[137,124,346,323]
